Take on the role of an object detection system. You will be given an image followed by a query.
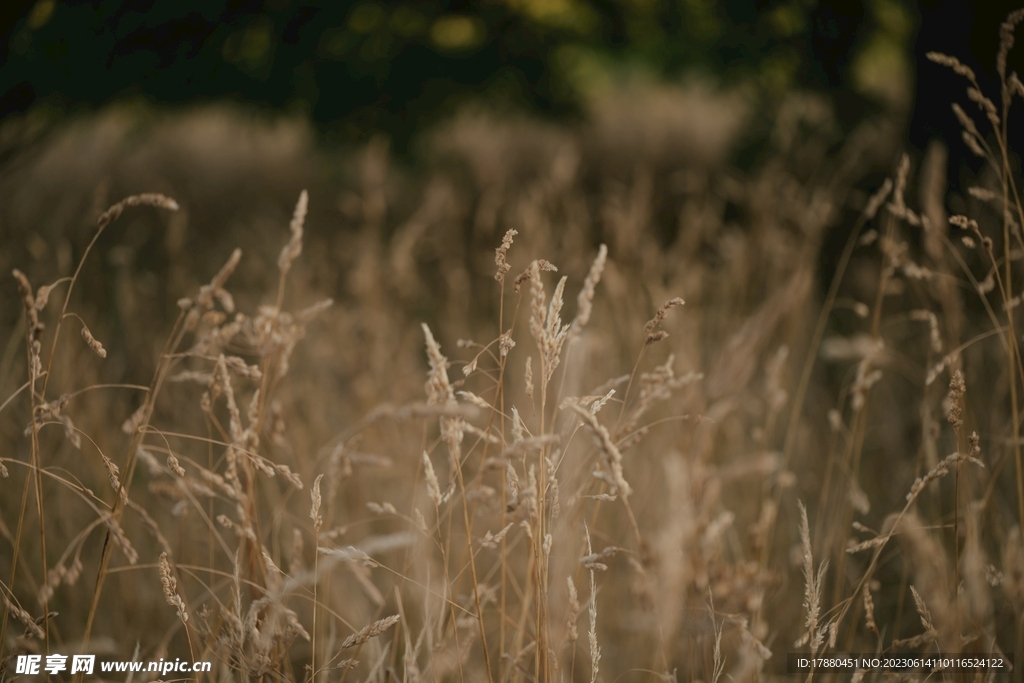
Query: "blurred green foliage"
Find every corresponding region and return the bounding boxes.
[1,0,912,151]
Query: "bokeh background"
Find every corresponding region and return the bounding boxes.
[0,0,1020,151]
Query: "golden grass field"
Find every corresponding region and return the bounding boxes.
[3,13,1024,683]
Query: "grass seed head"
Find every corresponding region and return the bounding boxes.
[339,614,400,650]
[159,553,189,624]
[278,190,308,274]
[423,451,443,507]
[80,322,107,358]
[566,576,579,642]
[495,228,518,282]
[644,297,685,335]
[570,243,608,338]
[310,473,323,530]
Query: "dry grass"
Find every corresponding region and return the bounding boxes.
[2,13,1024,683]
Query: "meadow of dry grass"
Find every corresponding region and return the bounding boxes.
[3,12,1024,683]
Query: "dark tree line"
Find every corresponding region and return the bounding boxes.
[0,0,1021,159]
